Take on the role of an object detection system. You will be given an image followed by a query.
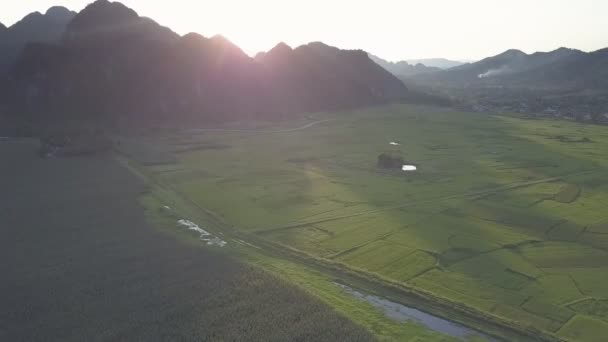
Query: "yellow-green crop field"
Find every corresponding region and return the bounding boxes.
[133,104,608,341]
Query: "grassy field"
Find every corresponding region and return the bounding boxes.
[125,104,608,341]
[130,155,467,341]
[0,140,375,342]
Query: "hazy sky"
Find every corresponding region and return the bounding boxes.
[2,0,608,61]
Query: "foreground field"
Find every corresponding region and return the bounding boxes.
[0,140,373,341]
[131,104,608,341]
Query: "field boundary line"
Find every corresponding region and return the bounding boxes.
[563,297,594,307]
[568,275,587,298]
[325,230,398,260]
[404,264,438,283]
[554,315,576,336]
[262,170,597,233]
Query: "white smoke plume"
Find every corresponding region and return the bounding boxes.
[478,65,510,79]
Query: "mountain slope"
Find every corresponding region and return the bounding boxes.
[5,0,407,127]
[257,44,408,114]
[404,47,608,120]
[0,7,76,73]
[504,48,608,89]
[63,0,177,43]
[406,58,465,69]
[369,54,440,77]
[412,47,603,90]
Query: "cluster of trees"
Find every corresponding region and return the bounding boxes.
[377,152,404,169]
[38,128,113,157]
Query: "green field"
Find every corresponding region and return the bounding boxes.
[126,104,608,341]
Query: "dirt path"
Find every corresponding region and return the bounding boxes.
[189,119,332,134]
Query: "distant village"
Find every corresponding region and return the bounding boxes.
[468,95,608,125]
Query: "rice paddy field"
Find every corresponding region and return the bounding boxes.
[128,104,608,341]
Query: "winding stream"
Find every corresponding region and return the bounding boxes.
[336,283,497,341]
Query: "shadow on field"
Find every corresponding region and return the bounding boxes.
[0,140,372,342]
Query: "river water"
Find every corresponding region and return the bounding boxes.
[336,283,497,341]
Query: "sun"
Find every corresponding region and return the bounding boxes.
[155,1,289,56]
[221,30,276,56]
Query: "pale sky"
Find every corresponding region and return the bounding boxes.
[2,0,608,61]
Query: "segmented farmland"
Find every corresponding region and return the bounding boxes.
[131,104,608,341]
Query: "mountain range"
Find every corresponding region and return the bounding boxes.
[405,58,466,69]
[0,6,76,73]
[1,0,407,129]
[369,54,440,77]
[410,47,608,91]
[2,0,606,131]
[401,47,608,121]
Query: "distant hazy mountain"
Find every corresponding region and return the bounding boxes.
[404,47,608,121]
[5,0,407,127]
[0,6,76,72]
[413,47,606,90]
[406,58,466,69]
[369,54,440,77]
